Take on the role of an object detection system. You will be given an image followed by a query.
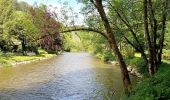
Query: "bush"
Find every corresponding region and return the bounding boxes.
[102,51,116,62]
[128,63,170,100]
[0,52,15,57]
[27,43,39,55]
[95,51,116,62]
[125,57,146,74]
[38,49,48,54]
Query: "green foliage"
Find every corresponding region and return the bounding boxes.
[27,42,39,55]
[11,11,40,40]
[125,57,146,74]
[0,0,14,22]
[0,59,12,67]
[0,49,55,67]
[0,1,62,54]
[121,45,134,59]
[129,63,170,100]
[63,32,83,52]
[96,51,116,62]
[0,0,15,51]
[165,22,170,49]
[38,49,48,54]
[0,1,41,53]
[163,49,170,54]
[63,31,116,61]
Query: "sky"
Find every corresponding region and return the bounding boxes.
[17,0,85,25]
[18,0,79,8]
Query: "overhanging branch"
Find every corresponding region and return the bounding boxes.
[60,27,108,39]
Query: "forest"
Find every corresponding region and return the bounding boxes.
[0,0,170,99]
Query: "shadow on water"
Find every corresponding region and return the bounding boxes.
[0,52,136,100]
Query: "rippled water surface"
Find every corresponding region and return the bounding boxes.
[0,52,128,100]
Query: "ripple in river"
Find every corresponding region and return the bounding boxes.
[0,52,126,100]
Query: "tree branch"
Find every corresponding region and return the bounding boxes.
[109,2,144,52]
[60,27,108,39]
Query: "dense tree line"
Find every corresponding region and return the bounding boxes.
[0,0,62,55]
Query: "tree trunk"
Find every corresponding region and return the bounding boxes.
[148,0,158,72]
[143,0,155,75]
[158,0,168,65]
[22,38,27,56]
[141,51,148,65]
[92,0,131,94]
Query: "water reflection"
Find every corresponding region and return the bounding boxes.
[0,52,128,100]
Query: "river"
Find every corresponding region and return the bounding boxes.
[0,52,135,100]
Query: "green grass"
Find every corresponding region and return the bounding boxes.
[134,53,141,57]
[128,63,170,100]
[163,49,170,54]
[0,50,55,67]
[162,59,170,63]
[10,54,54,61]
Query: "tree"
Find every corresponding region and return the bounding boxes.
[108,0,169,75]
[108,0,148,65]
[143,0,169,75]
[79,0,131,94]
[0,0,15,52]
[9,11,40,55]
[30,5,62,54]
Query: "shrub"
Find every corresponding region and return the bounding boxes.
[102,51,116,62]
[27,43,39,55]
[96,51,116,62]
[38,49,48,54]
[125,57,146,74]
[128,63,170,100]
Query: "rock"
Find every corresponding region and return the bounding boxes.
[131,68,136,74]
[127,65,132,72]
[128,65,143,78]
[108,61,143,78]
[135,71,143,78]
[109,61,119,65]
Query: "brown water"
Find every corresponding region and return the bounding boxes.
[0,52,132,100]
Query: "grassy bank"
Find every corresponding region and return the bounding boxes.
[0,50,55,67]
[98,52,170,99]
[121,52,170,99]
[128,63,170,100]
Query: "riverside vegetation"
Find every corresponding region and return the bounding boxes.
[0,0,170,99]
[0,49,55,67]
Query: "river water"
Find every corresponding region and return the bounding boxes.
[0,52,133,100]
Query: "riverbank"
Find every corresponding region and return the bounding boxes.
[107,57,170,99]
[0,53,56,68]
[94,52,143,77]
[128,63,170,99]
[108,60,143,78]
[94,51,170,76]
